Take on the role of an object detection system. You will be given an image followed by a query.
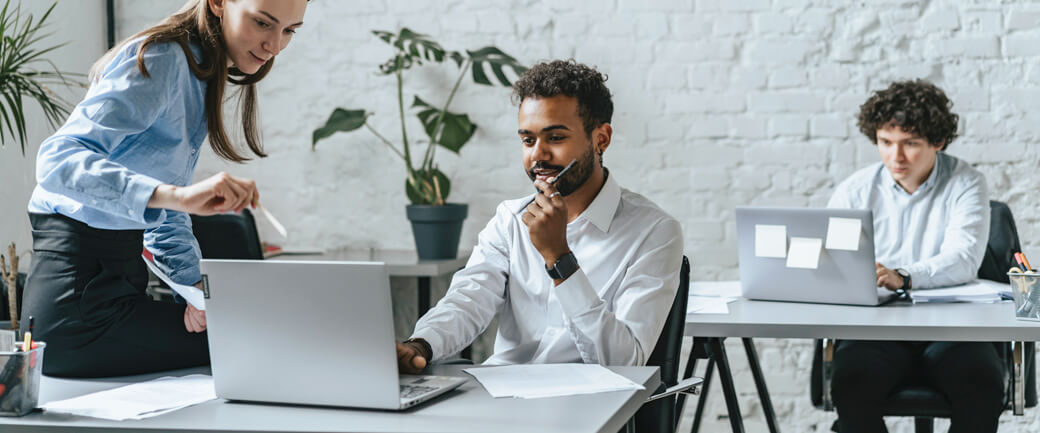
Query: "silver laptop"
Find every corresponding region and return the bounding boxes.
[201,259,467,410]
[736,207,897,306]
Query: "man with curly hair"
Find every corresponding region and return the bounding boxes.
[827,80,1000,433]
[395,60,683,372]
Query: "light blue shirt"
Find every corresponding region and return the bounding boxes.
[827,152,990,289]
[29,39,209,285]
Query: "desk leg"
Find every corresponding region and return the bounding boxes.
[709,337,746,433]
[417,276,431,318]
[742,338,780,433]
[1014,340,1025,415]
[690,357,715,433]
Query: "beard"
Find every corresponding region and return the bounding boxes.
[525,145,596,196]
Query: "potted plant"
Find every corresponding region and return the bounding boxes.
[312,28,526,259]
[0,0,81,155]
[0,0,81,329]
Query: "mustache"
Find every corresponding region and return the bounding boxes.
[527,162,567,176]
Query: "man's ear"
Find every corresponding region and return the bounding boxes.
[208,0,226,18]
[594,123,613,153]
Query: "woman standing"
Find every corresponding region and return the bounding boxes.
[23,0,308,377]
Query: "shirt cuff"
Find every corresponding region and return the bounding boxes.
[126,174,165,224]
[553,269,603,319]
[168,264,202,287]
[410,328,447,362]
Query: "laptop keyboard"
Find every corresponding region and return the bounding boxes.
[400,384,438,400]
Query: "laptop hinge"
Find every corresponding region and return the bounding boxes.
[201,274,210,299]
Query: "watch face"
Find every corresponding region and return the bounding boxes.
[897,269,910,278]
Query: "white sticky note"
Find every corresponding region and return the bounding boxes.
[825,217,862,251]
[754,225,787,258]
[786,237,823,269]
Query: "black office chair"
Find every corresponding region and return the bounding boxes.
[633,256,694,433]
[190,209,265,260]
[810,200,1038,433]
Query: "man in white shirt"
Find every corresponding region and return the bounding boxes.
[827,80,1002,433]
[396,60,684,372]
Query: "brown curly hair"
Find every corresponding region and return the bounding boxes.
[511,60,613,136]
[856,79,959,150]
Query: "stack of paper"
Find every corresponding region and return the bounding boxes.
[463,364,643,399]
[688,281,741,314]
[910,280,1011,304]
[42,375,216,420]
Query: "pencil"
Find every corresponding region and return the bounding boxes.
[518,159,578,213]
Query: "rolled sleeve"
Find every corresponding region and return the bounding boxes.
[144,210,202,286]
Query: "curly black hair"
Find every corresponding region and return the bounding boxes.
[857,79,959,150]
[511,60,613,136]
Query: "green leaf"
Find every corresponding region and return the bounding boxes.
[311,108,370,148]
[373,28,448,75]
[405,168,451,205]
[412,96,475,154]
[466,46,527,87]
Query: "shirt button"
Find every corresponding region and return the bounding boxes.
[128,209,134,216]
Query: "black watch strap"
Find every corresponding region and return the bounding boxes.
[896,268,912,291]
[546,251,580,280]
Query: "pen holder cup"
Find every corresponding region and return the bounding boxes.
[1008,272,1040,322]
[0,341,45,417]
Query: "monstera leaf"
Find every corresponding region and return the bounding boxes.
[311,108,370,148]
[406,168,451,205]
[412,96,475,154]
[373,28,448,74]
[466,46,527,86]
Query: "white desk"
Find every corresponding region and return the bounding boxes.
[683,291,1040,433]
[0,364,659,433]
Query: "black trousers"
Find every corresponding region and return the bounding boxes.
[831,340,1005,433]
[21,213,209,377]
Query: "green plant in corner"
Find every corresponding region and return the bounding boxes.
[312,28,526,205]
[0,0,83,155]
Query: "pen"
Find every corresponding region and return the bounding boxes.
[256,203,288,238]
[1021,252,1033,272]
[518,159,578,213]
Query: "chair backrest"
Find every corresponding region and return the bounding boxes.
[977,201,1022,284]
[190,209,264,260]
[634,255,690,433]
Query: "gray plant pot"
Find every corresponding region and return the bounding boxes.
[406,203,468,260]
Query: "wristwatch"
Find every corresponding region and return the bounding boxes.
[895,268,912,291]
[546,251,580,281]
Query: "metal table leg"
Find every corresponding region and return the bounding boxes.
[418,276,431,318]
[742,338,781,433]
[690,357,715,433]
[709,337,746,433]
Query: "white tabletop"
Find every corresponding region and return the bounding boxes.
[273,248,469,278]
[1,364,659,433]
[686,293,1040,341]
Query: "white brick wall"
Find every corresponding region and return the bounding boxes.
[108,1,1040,431]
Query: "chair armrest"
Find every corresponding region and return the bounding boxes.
[645,376,704,403]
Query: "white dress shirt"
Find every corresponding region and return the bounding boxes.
[827,152,990,289]
[411,173,684,366]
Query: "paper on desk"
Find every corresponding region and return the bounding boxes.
[688,295,737,314]
[689,280,742,298]
[464,364,643,399]
[42,374,216,421]
[142,255,206,310]
[825,217,861,251]
[910,279,1011,304]
[786,237,822,269]
[755,225,787,258]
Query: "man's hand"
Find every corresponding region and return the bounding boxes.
[396,340,430,374]
[184,304,207,333]
[149,172,259,215]
[876,262,905,291]
[522,179,570,267]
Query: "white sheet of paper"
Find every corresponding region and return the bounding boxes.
[911,280,1010,303]
[786,237,823,269]
[825,217,862,251]
[754,225,787,258]
[142,255,206,310]
[463,364,643,399]
[689,281,742,298]
[687,296,737,314]
[42,374,216,421]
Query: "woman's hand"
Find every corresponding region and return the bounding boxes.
[148,172,258,215]
[184,303,207,333]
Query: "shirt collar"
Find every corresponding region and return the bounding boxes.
[579,171,621,233]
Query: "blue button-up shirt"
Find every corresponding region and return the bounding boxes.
[827,152,990,289]
[29,39,209,285]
